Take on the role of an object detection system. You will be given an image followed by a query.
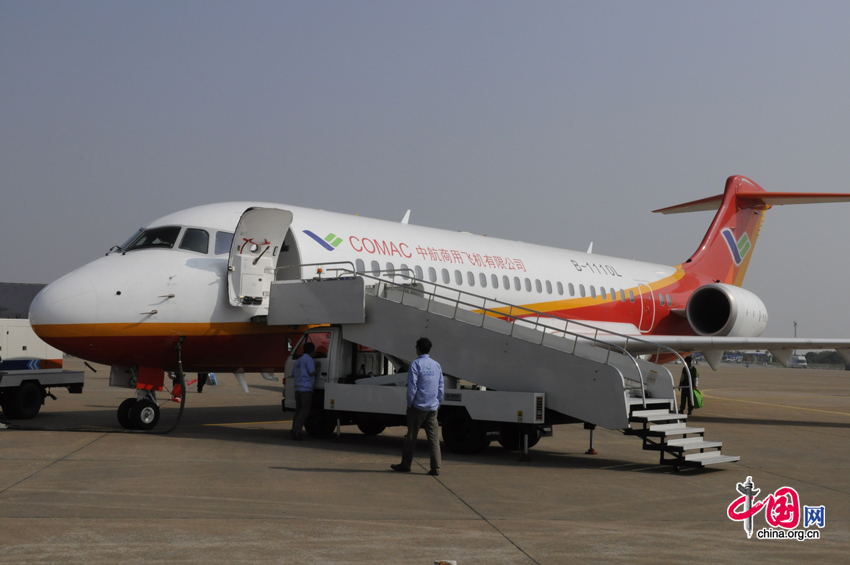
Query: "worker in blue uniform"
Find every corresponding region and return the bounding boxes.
[290,342,320,441]
[392,337,444,475]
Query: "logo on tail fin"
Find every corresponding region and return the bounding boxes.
[721,228,751,266]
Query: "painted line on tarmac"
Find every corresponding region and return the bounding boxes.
[702,393,850,417]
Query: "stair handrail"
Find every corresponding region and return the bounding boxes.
[348,269,658,408]
[278,264,691,411]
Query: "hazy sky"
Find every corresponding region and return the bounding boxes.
[3,1,850,338]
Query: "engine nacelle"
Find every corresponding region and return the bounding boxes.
[686,283,768,337]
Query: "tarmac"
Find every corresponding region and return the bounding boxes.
[0,359,847,564]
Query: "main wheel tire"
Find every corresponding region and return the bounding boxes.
[129,399,160,430]
[442,417,490,455]
[304,411,337,439]
[117,398,137,429]
[6,383,44,420]
[0,391,19,419]
[357,420,386,436]
[497,425,541,450]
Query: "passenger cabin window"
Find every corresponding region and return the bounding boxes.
[467,272,475,287]
[503,275,510,289]
[455,270,463,285]
[579,284,586,297]
[356,259,366,274]
[491,274,499,289]
[428,267,437,282]
[125,226,182,252]
[179,228,209,254]
[214,231,234,255]
[601,287,607,300]
[386,263,395,277]
[590,286,597,299]
[535,279,542,293]
[557,282,564,296]
[479,273,487,288]
[569,283,575,297]
[667,294,672,306]
[525,278,532,292]
[371,261,380,277]
[546,280,552,294]
[442,268,450,284]
[514,277,521,291]
[620,290,626,302]
[414,265,423,280]
[628,290,635,303]
[659,294,665,306]
[400,263,409,279]
[610,288,616,300]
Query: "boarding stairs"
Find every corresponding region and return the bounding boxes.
[266,265,738,469]
[626,398,739,471]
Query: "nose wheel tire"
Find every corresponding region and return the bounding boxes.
[117,398,137,429]
[129,399,160,430]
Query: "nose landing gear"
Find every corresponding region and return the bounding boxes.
[117,393,161,430]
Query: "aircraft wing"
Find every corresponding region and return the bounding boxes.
[603,336,850,370]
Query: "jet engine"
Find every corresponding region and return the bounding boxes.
[686,283,768,337]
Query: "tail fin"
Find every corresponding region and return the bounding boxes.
[654,175,850,286]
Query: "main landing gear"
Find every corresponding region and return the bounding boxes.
[117,392,161,430]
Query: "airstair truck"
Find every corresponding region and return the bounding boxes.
[266,269,739,469]
[282,325,549,453]
[0,318,84,419]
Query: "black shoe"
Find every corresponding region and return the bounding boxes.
[290,431,303,441]
[427,469,440,476]
[391,464,411,472]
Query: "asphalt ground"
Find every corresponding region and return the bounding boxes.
[0,359,847,564]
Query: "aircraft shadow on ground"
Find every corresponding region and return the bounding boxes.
[2,405,710,474]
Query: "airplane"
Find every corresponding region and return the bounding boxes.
[27,175,850,429]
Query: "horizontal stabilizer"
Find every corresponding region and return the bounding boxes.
[654,191,850,215]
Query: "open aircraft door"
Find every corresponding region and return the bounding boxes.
[227,208,293,307]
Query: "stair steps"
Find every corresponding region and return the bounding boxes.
[625,400,739,472]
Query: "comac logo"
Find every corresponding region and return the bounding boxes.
[721,228,751,266]
[303,230,343,251]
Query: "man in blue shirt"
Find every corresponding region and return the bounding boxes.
[392,337,444,475]
[290,342,320,441]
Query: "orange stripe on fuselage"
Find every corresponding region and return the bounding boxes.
[483,268,687,316]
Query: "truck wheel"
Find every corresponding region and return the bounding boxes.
[305,411,337,439]
[497,425,541,450]
[357,420,386,436]
[117,398,137,429]
[6,383,44,420]
[129,399,160,430]
[442,416,490,454]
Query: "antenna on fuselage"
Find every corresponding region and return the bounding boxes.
[401,210,411,224]
[587,242,593,254]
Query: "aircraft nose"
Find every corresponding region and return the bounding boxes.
[30,269,98,338]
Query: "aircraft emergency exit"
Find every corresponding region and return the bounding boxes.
[27,175,850,428]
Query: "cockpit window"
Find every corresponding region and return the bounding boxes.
[124,226,182,251]
[215,232,234,255]
[179,228,209,254]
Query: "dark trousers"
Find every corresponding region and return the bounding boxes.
[680,387,693,413]
[401,406,441,470]
[197,373,208,392]
[292,390,313,435]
